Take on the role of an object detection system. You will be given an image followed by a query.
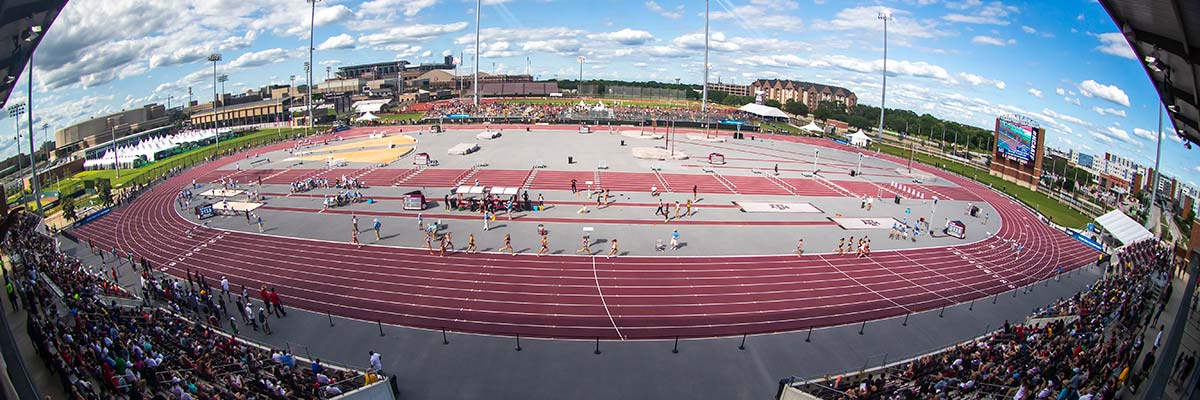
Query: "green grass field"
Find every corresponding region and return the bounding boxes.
[377,112,424,122]
[872,142,1091,229]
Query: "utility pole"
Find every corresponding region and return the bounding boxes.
[473,0,481,107]
[877,11,891,142]
[702,0,710,137]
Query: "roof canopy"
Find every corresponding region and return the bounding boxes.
[1093,209,1154,245]
[737,103,789,119]
[1098,0,1200,147]
[356,112,379,121]
[801,121,824,132]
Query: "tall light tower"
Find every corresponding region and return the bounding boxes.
[577,56,586,96]
[877,10,891,142]
[208,53,222,152]
[304,61,312,133]
[218,74,229,128]
[307,0,321,133]
[702,0,710,120]
[473,0,481,107]
[7,104,24,177]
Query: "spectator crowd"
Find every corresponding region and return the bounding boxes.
[800,239,1175,400]
[3,213,380,399]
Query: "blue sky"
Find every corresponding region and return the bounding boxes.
[5,0,1198,187]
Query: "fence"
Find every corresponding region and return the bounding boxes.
[578,85,689,101]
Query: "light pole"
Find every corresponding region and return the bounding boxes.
[702,0,710,136]
[218,74,228,128]
[877,10,891,142]
[208,53,222,152]
[24,25,42,216]
[473,0,481,107]
[304,61,312,134]
[307,0,320,132]
[187,87,193,109]
[109,115,123,178]
[7,104,24,178]
[577,56,585,97]
[1146,66,1167,227]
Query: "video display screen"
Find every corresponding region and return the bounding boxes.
[996,118,1037,164]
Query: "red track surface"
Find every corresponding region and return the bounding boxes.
[73,126,1097,339]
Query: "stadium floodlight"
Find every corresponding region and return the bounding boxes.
[577,56,586,93]
[474,0,481,107]
[307,0,321,133]
[23,25,44,216]
[7,103,25,175]
[702,0,710,136]
[877,10,891,142]
[208,53,222,153]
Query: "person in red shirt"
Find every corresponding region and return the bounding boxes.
[269,288,286,317]
[259,285,272,316]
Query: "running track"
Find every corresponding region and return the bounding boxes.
[73,126,1098,339]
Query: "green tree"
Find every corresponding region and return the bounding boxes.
[98,183,113,207]
[783,99,809,116]
[763,99,782,108]
[708,90,729,104]
[61,196,77,221]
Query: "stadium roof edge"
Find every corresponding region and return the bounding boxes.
[0,0,70,108]
[1098,0,1200,147]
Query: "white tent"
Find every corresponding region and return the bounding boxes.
[357,112,380,122]
[801,121,824,133]
[737,103,790,119]
[848,130,871,147]
[1093,209,1154,245]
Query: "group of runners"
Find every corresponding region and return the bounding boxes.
[653,198,694,222]
[835,236,872,257]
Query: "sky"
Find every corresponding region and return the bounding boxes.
[3,0,1198,187]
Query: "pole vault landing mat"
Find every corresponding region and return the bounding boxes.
[830,217,900,230]
[732,201,823,213]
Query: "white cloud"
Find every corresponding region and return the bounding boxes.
[1095,32,1136,60]
[1021,25,1036,34]
[521,39,582,55]
[1055,87,1066,96]
[710,0,803,31]
[1091,106,1126,118]
[815,7,949,38]
[359,0,438,17]
[1027,88,1043,98]
[957,72,1005,89]
[1132,128,1156,141]
[588,28,654,45]
[971,35,1015,46]
[317,34,355,50]
[942,1,1018,25]
[228,48,288,69]
[1042,108,1089,127]
[644,1,683,19]
[1078,80,1131,107]
[359,22,470,47]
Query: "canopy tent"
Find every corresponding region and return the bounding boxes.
[848,130,870,147]
[1093,209,1154,245]
[737,103,789,120]
[801,121,824,133]
[352,99,392,114]
[83,128,229,169]
[356,112,380,121]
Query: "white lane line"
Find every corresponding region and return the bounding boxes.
[593,256,625,340]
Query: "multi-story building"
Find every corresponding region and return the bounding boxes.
[53,104,170,160]
[334,56,455,80]
[706,79,857,111]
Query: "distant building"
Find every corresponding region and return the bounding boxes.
[189,97,292,129]
[334,56,455,80]
[707,79,858,111]
[53,104,169,160]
